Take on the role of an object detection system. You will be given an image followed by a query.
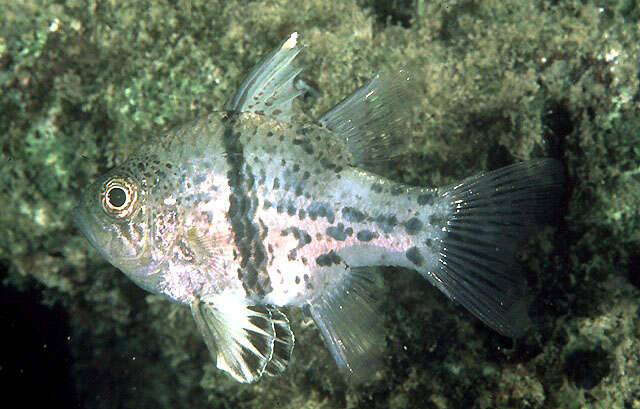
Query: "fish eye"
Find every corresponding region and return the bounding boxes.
[101,177,138,218]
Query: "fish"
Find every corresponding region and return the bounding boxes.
[72,32,565,383]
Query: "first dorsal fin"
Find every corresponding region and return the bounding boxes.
[224,32,305,121]
[316,70,418,172]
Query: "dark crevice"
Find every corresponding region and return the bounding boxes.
[0,267,78,408]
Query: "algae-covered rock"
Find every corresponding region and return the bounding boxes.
[1,0,638,408]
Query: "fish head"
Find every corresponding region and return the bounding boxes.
[73,167,160,286]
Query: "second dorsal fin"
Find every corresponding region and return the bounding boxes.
[316,70,418,171]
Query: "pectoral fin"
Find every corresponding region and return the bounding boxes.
[190,295,294,383]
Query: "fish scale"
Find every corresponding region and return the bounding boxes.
[73,33,565,383]
[222,113,446,306]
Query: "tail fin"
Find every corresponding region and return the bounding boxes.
[425,158,565,337]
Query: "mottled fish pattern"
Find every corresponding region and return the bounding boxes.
[73,33,564,383]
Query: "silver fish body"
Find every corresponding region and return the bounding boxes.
[73,33,564,383]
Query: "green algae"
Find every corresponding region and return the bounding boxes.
[1,0,639,408]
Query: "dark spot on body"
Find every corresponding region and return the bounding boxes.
[303,143,314,155]
[428,213,446,226]
[288,249,297,261]
[406,247,423,266]
[263,200,272,209]
[404,217,423,235]
[296,127,311,136]
[254,242,266,265]
[293,164,300,172]
[298,209,306,219]
[424,238,433,247]
[287,204,297,216]
[281,226,312,249]
[326,223,347,241]
[258,218,268,239]
[417,191,436,206]
[292,137,314,155]
[273,178,280,189]
[295,276,301,284]
[307,201,335,223]
[320,158,336,171]
[375,214,398,233]
[356,230,378,242]
[316,250,341,267]
[390,186,404,196]
[342,207,366,223]
[371,183,383,193]
[302,232,312,246]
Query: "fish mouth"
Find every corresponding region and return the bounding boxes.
[72,206,103,252]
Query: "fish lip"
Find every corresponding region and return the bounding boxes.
[72,206,102,251]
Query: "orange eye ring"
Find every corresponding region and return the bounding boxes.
[101,177,138,218]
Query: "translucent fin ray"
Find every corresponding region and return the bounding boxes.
[317,70,417,171]
[308,267,385,381]
[224,32,305,121]
[190,296,276,383]
[427,158,565,337]
[264,306,295,377]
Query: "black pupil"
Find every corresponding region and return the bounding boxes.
[108,187,127,208]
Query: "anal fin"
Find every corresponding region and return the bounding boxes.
[308,268,385,381]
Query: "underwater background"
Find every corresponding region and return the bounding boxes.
[1,0,639,408]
